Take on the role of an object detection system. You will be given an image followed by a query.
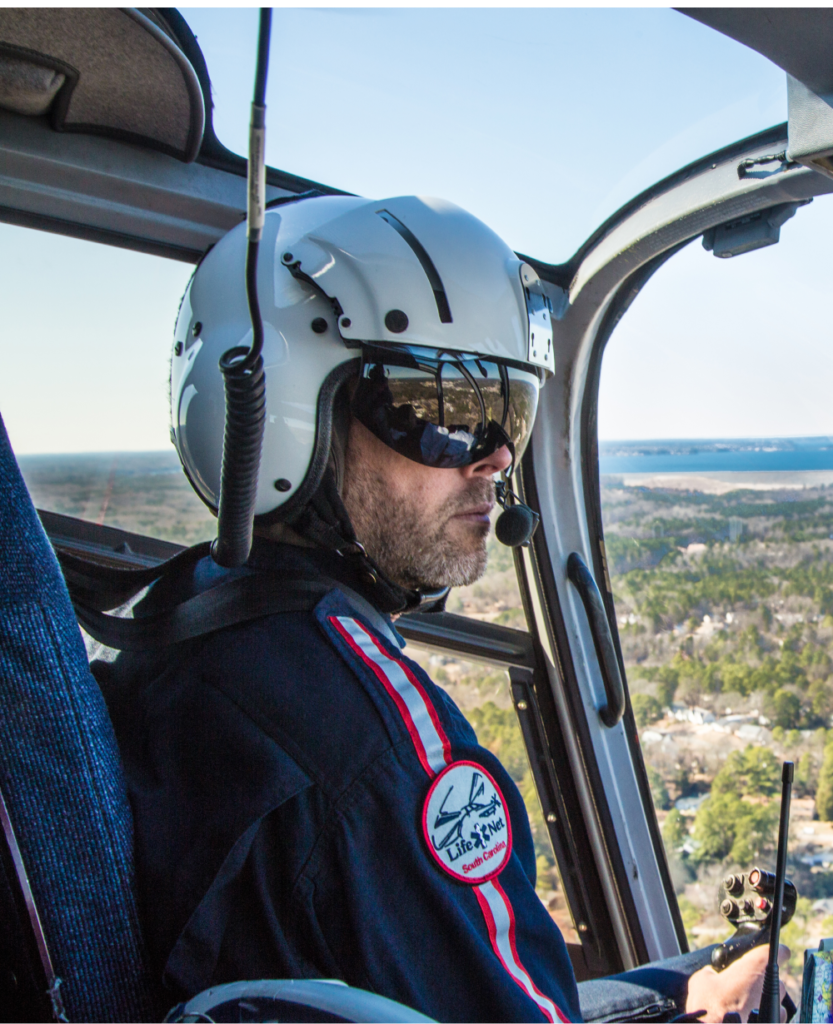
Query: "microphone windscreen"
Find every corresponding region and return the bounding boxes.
[495,505,535,547]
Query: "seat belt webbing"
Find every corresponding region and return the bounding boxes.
[0,784,67,1022]
[73,574,333,652]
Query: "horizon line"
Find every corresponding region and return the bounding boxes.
[12,433,833,458]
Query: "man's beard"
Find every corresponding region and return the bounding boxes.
[343,461,494,591]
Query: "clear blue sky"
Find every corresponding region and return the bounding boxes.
[4,7,828,455]
[598,191,833,441]
[187,6,786,262]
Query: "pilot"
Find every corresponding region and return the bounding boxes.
[98,195,785,1023]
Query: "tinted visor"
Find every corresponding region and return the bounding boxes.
[353,345,541,470]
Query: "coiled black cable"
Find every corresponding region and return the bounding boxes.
[212,8,272,568]
[212,347,268,566]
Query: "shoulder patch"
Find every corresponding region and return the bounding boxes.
[422,760,512,884]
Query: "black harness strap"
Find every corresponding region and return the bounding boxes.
[73,573,333,652]
[56,542,212,612]
[55,540,402,652]
[51,541,333,651]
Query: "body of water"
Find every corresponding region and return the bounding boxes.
[599,450,833,473]
[15,441,833,478]
[599,437,833,474]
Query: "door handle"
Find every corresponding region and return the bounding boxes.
[567,552,625,728]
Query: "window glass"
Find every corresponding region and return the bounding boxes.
[598,195,833,997]
[186,7,785,264]
[406,642,577,945]
[0,223,212,544]
[445,526,527,631]
[18,451,215,547]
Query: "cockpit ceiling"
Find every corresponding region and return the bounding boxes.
[0,8,204,162]
[679,8,833,97]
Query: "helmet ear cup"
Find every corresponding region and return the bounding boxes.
[253,357,360,526]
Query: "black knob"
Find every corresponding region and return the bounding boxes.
[749,868,776,893]
[721,898,738,918]
[384,309,409,333]
[723,873,744,895]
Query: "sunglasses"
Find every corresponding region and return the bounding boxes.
[352,344,542,471]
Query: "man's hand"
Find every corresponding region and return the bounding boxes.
[685,943,790,1022]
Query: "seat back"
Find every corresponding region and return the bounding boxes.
[0,414,154,1022]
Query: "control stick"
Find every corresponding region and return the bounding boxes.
[755,761,793,1023]
[711,869,796,973]
[708,762,796,1022]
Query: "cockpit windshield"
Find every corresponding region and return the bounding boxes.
[187,7,787,263]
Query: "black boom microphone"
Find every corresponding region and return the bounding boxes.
[495,480,540,548]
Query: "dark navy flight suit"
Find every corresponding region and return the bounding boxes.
[98,541,703,1023]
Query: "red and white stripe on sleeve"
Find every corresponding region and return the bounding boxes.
[328,615,570,1024]
[329,614,451,776]
[476,878,570,1024]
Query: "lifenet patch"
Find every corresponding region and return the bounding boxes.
[422,760,512,883]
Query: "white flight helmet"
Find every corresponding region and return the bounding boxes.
[171,194,553,522]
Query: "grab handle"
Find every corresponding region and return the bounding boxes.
[567,552,626,728]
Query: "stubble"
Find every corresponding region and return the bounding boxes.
[343,458,494,591]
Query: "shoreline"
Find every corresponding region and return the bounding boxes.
[601,470,833,494]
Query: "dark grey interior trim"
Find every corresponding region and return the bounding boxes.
[397,613,534,668]
[566,552,625,728]
[39,509,185,568]
[679,8,833,98]
[0,108,293,260]
[38,509,533,666]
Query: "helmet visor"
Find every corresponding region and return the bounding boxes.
[352,345,541,470]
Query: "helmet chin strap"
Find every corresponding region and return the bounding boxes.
[285,462,450,615]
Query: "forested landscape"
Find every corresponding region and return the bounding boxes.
[22,452,833,986]
[602,476,833,988]
[434,474,833,986]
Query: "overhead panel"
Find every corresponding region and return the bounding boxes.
[678,8,833,181]
[0,9,351,261]
[0,8,205,162]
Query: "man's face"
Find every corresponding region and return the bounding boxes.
[342,419,513,591]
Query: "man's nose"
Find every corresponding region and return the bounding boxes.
[462,445,513,478]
